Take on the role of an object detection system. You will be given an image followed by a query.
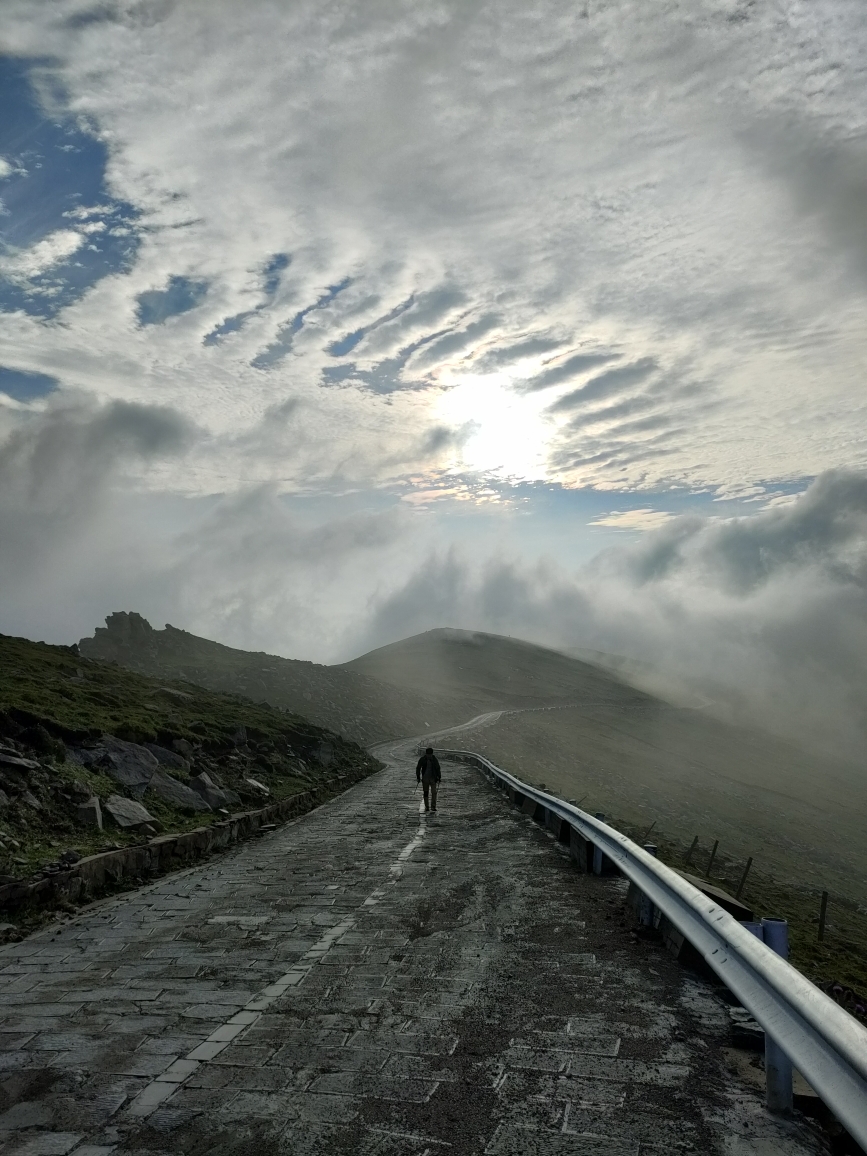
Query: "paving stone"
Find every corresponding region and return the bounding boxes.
[1,1134,83,1155]
[485,1125,638,1155]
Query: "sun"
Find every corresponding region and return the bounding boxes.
[434,372,555,483]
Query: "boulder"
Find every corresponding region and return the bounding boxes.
[147,769,211,812]
[76,796,103,829]
[100,736,158,795]
[189,772,240,810]
[144,743,189,771]
[104,794,155,829]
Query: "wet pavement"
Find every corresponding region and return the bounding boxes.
[0,733,828,1155]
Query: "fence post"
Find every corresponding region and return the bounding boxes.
[735,856,753,899]
[762,917,793,1114]
[592,814,605,875]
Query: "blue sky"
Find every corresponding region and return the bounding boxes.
[0,0,865,701]
[0,56,139,321]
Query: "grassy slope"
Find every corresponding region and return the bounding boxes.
[0,632,381,885]
[79,614,473,744]
[462,708,867,996]
[341,627,638,709]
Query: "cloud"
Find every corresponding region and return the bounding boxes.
[0,396,194,565]
[0,229,84,282]
[520,351,621,393]
[0,2,863,496]
[548,359,657,413]
[589,507,674,531]
[359,470,867,762]
[0,392,416,658]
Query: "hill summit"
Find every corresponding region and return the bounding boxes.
[78,615,638,744]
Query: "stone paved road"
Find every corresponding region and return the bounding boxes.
[0,733,828,1156]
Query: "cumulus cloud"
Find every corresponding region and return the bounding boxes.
[0,229,84,282]
[359,471,867,762]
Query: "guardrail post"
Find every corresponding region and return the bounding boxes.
[762,917,793,1114]
[592,814,605,875]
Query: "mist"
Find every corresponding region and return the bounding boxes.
[360,472,867,764]
[3,395,867,764]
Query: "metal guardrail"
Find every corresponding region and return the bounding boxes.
[433,747,867,1145]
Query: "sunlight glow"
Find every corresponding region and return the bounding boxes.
[435,373,555,483]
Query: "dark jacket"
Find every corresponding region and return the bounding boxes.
[416,753,441,784]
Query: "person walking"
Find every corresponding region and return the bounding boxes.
[416,746,441,812]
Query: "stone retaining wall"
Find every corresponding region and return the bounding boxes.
[0,769,368,917]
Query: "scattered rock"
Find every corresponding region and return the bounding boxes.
[20,791,41,810]
[244,777,270,795]
[59,849,81,866]
[144,743,189,771]
[232,726,247,747]
[0,752,40,772]
[0,790,9,809]
[315,742,333,766]
[76,796,103,829]
[69,780,92,802]
[147,770,211,813]
[172,738,194,757]
[104,794,156,830]
[101,736,159,795]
